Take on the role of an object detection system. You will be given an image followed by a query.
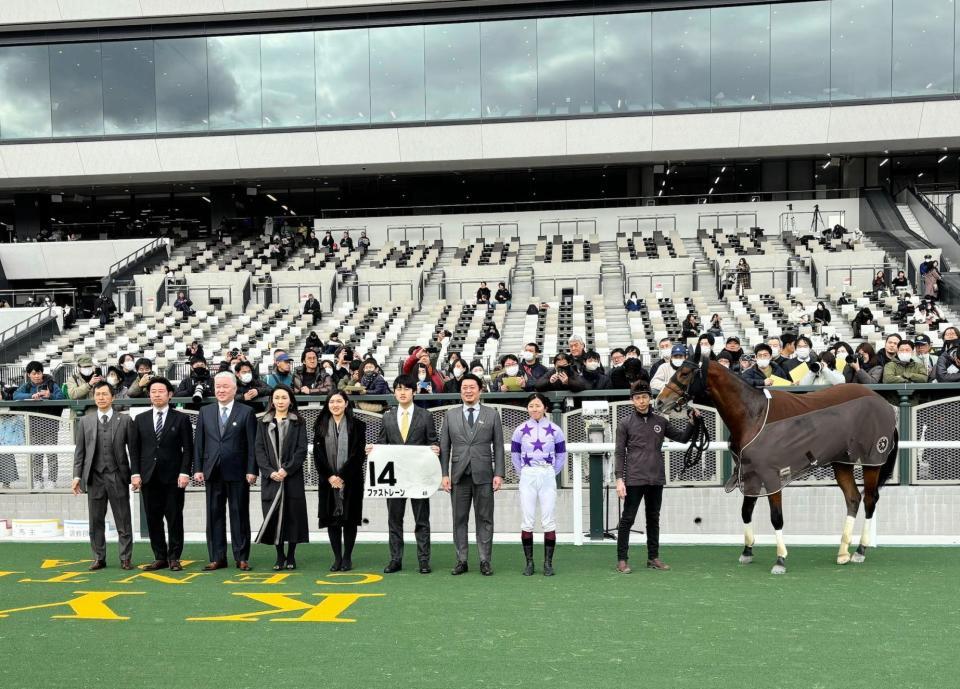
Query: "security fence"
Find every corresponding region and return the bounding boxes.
[1,384,959,492]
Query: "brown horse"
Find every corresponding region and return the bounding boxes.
[655,356,898,574]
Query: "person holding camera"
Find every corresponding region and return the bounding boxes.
[68,355,103,400]
[933,327,960,382]
[534,353,587,393]
[126,358,154,398]
[174,356,214,406]
[796,351,845,386]
[14,361,66,488]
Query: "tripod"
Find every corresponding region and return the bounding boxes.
[810,203,827,235]
[782,203,797,237]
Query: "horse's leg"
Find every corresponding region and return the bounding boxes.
[740,496,758,564]
[769,492,787,575]
[833,464,862,565]
[852,467,881,564]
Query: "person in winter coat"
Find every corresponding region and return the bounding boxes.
[13,361,66,401]
[67,354,103,400]
[882,340,929,383]
[535,353,587,393]
[797,352,846,386]
[651,344,688,395]
[235,360,271,411]
[740,344,787,388]
[264,351,304,390]
[581,350,612,390]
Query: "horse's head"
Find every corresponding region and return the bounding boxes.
[654,357,709,414]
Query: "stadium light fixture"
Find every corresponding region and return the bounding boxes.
[714,176,720,184]
[201,196,210,203]
[658,189,663,197]
[708,187,714,195]
[721,166,726,173]
[918,172,924,178]
[879,158,889,167]
[266,194,277,202]
[822,161,831,169]
[938,155,948,164]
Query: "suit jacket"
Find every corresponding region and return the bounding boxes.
[129,408,194,485]
[377,405,438,447]
[192,403,257,481]
[72,410,133,491]
[439,405,505,484]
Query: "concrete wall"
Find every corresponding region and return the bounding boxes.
[0,307,45,333]
[811,249,887,294]
[0,239,155,280]
[182,271,250,308]
[267,269,336,310]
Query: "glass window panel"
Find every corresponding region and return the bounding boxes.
[50,42,103,137]
[261,32,315,128]
[481,19,537,118]
[208,35,261,130]
[370,25,425,124]
[425,22,481,121]
[595,13,652,113]
[711,5,770,107]
[537,16,594,116]
[155,37,208,132]
[831,0,892,100]
[892,0,954,97]
[102,40,156,135]
[770,1,830,104]
[652,9,710,110]
[316,29,370,126]
[0,45,52,139]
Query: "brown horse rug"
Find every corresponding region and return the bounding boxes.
[725,384,897,497]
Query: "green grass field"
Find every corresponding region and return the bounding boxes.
[0,542,957,689]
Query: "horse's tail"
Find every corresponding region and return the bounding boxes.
[878,429,899,488]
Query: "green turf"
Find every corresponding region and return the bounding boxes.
[0,542,957,689]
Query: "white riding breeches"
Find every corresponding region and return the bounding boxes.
[519,464,557,532]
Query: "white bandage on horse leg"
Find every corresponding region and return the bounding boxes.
[859,518,873,549]
[774,529,787,558]
[744,525,755,548]
[838,515,855,561]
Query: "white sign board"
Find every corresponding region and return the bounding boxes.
[365,445,442,499]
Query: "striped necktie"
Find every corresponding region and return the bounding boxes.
[220,407,229,433]
[155,411,164,440]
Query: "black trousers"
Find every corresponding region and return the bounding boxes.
[386,497,431,563]
[141,480,186,560]
[616,485,664,561]
[204,477,251,563]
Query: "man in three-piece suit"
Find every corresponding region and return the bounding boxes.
[439,373,505,576]
[367,374,440,574]
[72,381,135,570]
[192,371,258,571]
[129,377,193,572]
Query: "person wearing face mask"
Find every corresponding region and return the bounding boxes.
[813,302,831,327]
[581,351,612,390]
[174,356,215,407]
[933,327,960,382]
[781,335,818,377]
[68,355,104,400]
[265,351,304,390]
[790,301,810,326]
[234,361,270,410]
[912,334,936,378]
[882,340,929,383]
[444,358,467,394]
[611,357,649,390]
[625,292,642,312]
[104,365,130,399]
[797,351,845,386]
[468,361,490,392]
[316,357,338,394]
[651,344,688,395]
[693,334,717,362]
[832,341,871,384]
[765,337,784,368]
[535,353,586,393]
[519,343,547,390]
[741,345,787,389]
[126,358,154,399]
[358,358,390,395]
[117,354,139,389]
[493,354,526,393]
[648,339,673,379]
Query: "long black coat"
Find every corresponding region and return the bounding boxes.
[314,416,367,528]
[254,413,309,545]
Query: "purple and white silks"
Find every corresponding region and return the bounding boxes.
[510,417,567,476]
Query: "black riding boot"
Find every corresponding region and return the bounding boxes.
[543,543,555,577]
[522,542,535,576]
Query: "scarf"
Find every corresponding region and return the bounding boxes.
[325,416,349,473]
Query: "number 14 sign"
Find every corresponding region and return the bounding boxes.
[365,445,442,499]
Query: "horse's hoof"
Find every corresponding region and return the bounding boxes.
[771,564,786,575]
[837,554,851,565]
[851,552,866,564]
[739,555,753,565]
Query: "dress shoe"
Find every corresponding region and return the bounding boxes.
[143,560,168,571]
[383,560,402,574]
[120,559,133,570]
[169,560,183,572]
[284,558,297,570]
[203,560,228,571]
[418,561,432,574]
[646,558,671,571]
[272,559,286,571]
[235,560,251,571]
[339,558,353,572]
[450,561,469,575]
[329,558,343,572]
[479,561,493,576]
[616,560,632,574]
[88,560,106,571]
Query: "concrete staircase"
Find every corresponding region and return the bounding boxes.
[896,204,929,242]
[596,241,631,350]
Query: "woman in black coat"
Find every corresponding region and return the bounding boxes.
[254,384,309,570]
[313,390,367,572]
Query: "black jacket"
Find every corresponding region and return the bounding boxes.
[129,408,193,485]
[615,410,694,486]
[741,362,788,388]
[535,367,587,393]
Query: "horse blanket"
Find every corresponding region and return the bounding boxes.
[725,385,896,497]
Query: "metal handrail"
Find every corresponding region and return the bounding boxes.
[531,268,603,297]
[461,222,519,239]
[0,287,78,307]
[911,186,960,247]
[101,237,170,299]
[818,262,901,296]
[617,214,678,233]
[698,211,758,230]
[0,305,56,346]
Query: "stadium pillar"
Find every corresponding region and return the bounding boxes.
[639,166,655,199]
[14,193,49,240]
[588,452,605,540]
[210,186,250,233]
[898,390,912,485]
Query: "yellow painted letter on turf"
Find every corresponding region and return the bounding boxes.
[224,573,293,585]
[188,592,384,623]
[0,591,144,620]
[19,571,91,584]
[111,572,207,585]
[0,571,24,578]
[40,559,91,569]
[314,573,384,586]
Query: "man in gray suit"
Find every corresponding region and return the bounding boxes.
[367,374,440,575]
[440,373,504,576]
[72,380,135,570]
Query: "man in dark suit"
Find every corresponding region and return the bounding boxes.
[367,374,440,574]
[71,381,135,570]
[439,373,505,576]
[192,371,258,571]
[129,377,193,572]
[302,293,322,325]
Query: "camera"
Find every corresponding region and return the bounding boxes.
[845,355,857,365]
[192,385,207,404]
[808,362,821,374]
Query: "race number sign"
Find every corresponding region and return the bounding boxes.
[365,445,442,499]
